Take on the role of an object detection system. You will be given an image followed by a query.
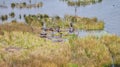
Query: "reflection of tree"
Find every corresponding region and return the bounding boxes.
[61,0,102,17]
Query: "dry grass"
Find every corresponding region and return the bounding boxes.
[0,22,41,35]
[0,31,120,67]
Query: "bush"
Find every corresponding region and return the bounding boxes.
[11,3,15,8]
[1,15,8,21]
[9,12,15,18]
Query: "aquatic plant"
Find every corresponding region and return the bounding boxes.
[25,14,104,30]
[23,2,26,6]
[25,15,43,27]
[9,12,15,18]
[60,0,102,16]
[1,15,8,21]
[10,2,43,9]
[11,3,15,9]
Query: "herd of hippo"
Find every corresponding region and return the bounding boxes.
[40,21,75,42]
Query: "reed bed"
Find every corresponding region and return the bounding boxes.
[0,31,120,67]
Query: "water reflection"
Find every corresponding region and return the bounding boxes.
[77,30,108,37]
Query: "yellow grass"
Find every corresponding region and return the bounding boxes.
[0,31,120,67]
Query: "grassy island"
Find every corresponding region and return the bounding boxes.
[25,14,104,30]
[11,2,43,9]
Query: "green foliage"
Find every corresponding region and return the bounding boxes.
[1,15,8,21]
[69,34,78,47]
[67,63,78,67]
[23,2,26,6]
[11,3,15,8]
[10,2,43,9]
[25,15,43,27]
[9,12,15,18]
[25,14,104,30]
[0,31,42,48]
[61,0,103,7]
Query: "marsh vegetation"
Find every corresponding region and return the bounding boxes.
[25,14,104,30]
[0,0,120,67]
[0,31,120,67]
[11,2,43,9]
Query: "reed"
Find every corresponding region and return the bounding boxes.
[25,14,104,30]
[0,31,120,67]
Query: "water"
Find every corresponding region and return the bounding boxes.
[0,0,120,36]
[77,30,109,37]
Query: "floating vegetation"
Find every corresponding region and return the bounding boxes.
[25,14,104,30]
[0,15,8,21]
[60,0,102,16]
[60,0,102,7]
[11,2,43,9]
[9,12,15,18]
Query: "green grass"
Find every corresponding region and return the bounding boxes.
[25,14,104,30]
